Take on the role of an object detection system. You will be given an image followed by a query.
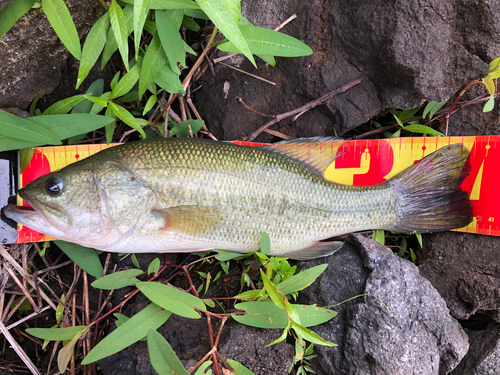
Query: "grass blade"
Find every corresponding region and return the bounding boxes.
[53,240,103,278]
[196,0,255,67]
[134,0,151,59]
[139,30,167,99]
[82,304,171,364]
[147,330,190,375]
[0,0,35,39]
[77,12,110,89]
[109,0,129,70]
[42,0,81,60]
[137,282,206,319]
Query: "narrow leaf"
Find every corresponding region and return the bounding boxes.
[217,25,312,57]
[42,0,81,59]
[82,304,171,364]
[72,79,105,114]
[156,10,185,74]
[0,0,36,39]
[137,282,206,319]
[291,321,337,347]
[402,124,443,137]
[101,5,134,69]
[0,110,61,145]
[42,95,88,115]
[108,102,147,138]
[26,326,88,341]
[147,330,190,375]
[77,12,110,89]
[58,329,86,373]
[220,0,241,24]
[54,240,103,278]
[260,269,287,310]
[168,119,204,137]
[139,31,167,99]
[134,0,151,59]
[276,264,328,295]
[194,361,212,375]
[215,250,247,261]
[109,0,129,70]
[372,229,385,245]
[483,95,495,112]
[182,15,200,32]
[227,359,254,375]
[111,62,141,98]
[27,113,115,141]
[155,64,185,94]
[91,269,142,290]
[148,258,161,275]
[0,137,39,152]
[122,0,201,9]
[196,0,255,66]
[143,94,157,115]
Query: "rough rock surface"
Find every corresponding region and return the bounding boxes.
[194,0,498,140]
[451,323,500,375]
[419,233,500,322]
[0,0,103,109]
[299,234,469,375]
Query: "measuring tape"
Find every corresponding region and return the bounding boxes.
[6,136,500,244]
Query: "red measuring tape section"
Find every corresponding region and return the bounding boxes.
[15,136,500,243]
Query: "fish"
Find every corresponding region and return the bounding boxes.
[2,137,472,260]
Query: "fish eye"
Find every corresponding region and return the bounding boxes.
[45,175,63,195]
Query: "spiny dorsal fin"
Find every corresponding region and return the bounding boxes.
[263,137,345,176]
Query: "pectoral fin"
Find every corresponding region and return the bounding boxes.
[151,206,222,235]
[287,241,344,260]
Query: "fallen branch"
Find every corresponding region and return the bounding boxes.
[242,79,361,141]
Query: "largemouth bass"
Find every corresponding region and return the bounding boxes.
[3,138,472,260]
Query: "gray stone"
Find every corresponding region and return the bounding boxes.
[0,0,103,109]
[419,232,500,322]
[299,234,469,375]
[451,323,500,375]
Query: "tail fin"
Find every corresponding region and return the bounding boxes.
[389,143,473,233]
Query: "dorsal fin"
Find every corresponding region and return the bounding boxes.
[263,137,345,176]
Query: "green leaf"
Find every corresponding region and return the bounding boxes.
[111,62,141,98]
[221,0,241,24]
[483,95,495,112]
[227,359,254,375]
[182,15,200,32]
[147,330,190,375]
[26,326,88,341]
[58,329,86,373]
[415,233,423,248]
[257,54,276,66]
[155,64,185,94]
[137,282,206,319]
[260,231,270,255]
[139,31,167,99]
[156,10,186,74]
[410,248,417,263]
[184,9,209,20]
[260,269,287,310]
[215,250,248,261]
[42,95,88,115]
[101,5,134,69]
[82,304,171,364]
[42,0,81,59]
[27,113,115,141]
[19,147,35,172]
[402,124,443,137]
[77,12,110,89]
[276,264,328,295]
[372,229,385,245]
[234,289,265,300]
[217,25,312,57]
[143,94,158,115]
[134,0,151,59]
[0,137,39,152]
[291,320,337,347]
[108,102,147,138]
[266,324,289,347]
[0,110,61,145]
[196,0,255,66]
[392,113,404,127]
[398,106,422,121]
[168,119,204,137]
[122,0,201,9]
[148,258,161,275]
[233,302,336,329]
[194,361,213,375]
[54,240,103,278]
[91,269,142,290]
[109,0,130,70]
[0,0,36,39]
[72,79,105,114]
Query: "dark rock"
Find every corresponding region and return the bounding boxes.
[0,0,103,109]
[217,321,294,375]
[451,323,500,375]
[419,232,500,322]
[195,0,496,139]
[299,234,468,375]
